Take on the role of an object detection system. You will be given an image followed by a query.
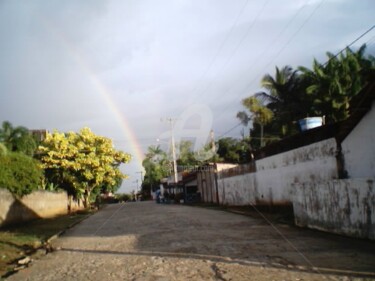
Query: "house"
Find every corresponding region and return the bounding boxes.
[29,129,48,142]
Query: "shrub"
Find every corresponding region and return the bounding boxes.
[0,152,43,197]
[115,193,132,202]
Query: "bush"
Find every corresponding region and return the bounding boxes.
[115,193,132,202]
[0,152,43,197]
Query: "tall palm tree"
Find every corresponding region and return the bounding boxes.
[238,96,273,147]
[256,65,306,136]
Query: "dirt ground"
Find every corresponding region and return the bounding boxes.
[6,202,375,281]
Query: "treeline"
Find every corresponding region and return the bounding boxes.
[237,44,375,148]
[0,122,131,208]
[141,44,375,194]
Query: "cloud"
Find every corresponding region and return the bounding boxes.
[1,0,374,192]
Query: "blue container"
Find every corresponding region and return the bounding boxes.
[298,117,323,131]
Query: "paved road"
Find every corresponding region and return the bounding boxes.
[8,202,375,281]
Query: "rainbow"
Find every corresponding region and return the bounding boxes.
[39,17,145,167]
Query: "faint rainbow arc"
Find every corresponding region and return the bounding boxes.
[40,18,145,167]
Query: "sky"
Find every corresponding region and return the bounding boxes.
[0,0,374,193]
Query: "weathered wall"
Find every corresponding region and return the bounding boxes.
[255,138,338,204]
[0,189,83,227]
[342,101,375,179]
[218,173,257,205]
[197,169,217,203]
[208,138,338,206]
[292,179,375,240]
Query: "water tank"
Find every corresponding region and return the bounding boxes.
[298,117,323,131]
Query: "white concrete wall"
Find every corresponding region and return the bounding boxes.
[218,173,257,205]
[342,101,375,179]
[254,138,338,204]
[213,138,338,206]
[292,179,375,240]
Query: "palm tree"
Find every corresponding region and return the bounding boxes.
[255,65,307,136]
[238,96,273,147]
[142,145,170,191]
[299,44,374,123]
[145,145,164,160]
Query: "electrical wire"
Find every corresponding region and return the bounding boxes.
[323,24,375,66]
[188,0,250,101]
[237,0,326,102]
[189,0,271,105]
[204,0,319,114]
[216,122,243,139]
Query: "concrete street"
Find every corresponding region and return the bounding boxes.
[8,202,375,281]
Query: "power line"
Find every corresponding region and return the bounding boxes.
[262,0,326,70]
[217,122,243,139]
[190,0,270,104]
[188,0,250,101]
[214,24,375,144]
[366,34,375,47]
[205,0,319,112]
[323,24,375,66]
[237,0,325,101]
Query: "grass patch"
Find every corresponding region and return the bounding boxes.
[0,210,92,278]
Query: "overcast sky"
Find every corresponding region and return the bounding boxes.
[1,0,374,193]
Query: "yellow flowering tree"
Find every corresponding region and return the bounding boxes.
[38,127,131,208]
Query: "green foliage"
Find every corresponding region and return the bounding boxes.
[142,145,170,188]
[100,175,123,194]
[37,127,131,207]
[0,121,37,156]
[238,44,375,149]
[216,137,250,163]
[176,140,196,166]
[299,45,374,123]
[0,152,43,197]
[115,193,132,202]
[0,143,7,156]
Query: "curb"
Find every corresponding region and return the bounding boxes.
[46,213,92,243]
[2,212,94,279]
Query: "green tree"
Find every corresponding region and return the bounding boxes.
[0,121,37,156]
[216,137,250,163]
[141,145,170,196]
[299,44,375,123]
[176,140,196,166]
[0,152,43,197]
[256,65,307,136]
[38,127,131,208]
[238,96,273,148]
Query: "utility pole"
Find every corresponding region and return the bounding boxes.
[162,117,178,186]
[210,129,216,153]
[133,179,139,193]
[211,130,220,205]
[136,171,143,184]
